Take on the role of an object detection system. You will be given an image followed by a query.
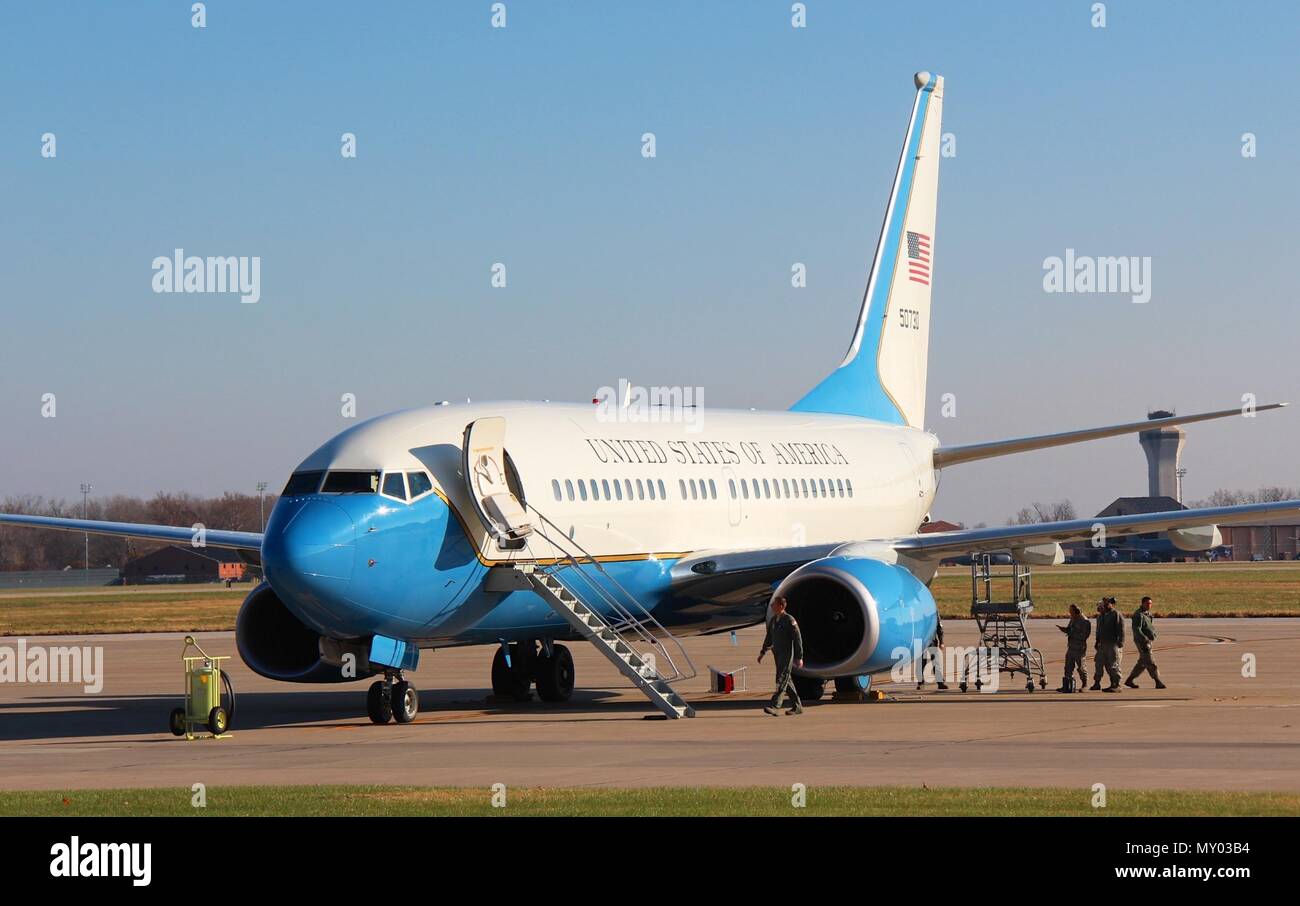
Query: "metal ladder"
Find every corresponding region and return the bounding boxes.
[512,505,696,718]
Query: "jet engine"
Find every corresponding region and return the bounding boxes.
[772,556,937,678]
[235,582,375,683]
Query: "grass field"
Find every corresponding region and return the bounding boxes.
[0,587,247,635]
[1,563,1298,635]
[3,784,1298,817]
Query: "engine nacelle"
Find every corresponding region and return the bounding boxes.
[236,582,376,683]
[773,556,937,679]
[1168,525,1222,552]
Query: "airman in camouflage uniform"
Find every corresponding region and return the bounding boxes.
[1056,603,1090,692]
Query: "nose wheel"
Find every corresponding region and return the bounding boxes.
[367,673,418,724]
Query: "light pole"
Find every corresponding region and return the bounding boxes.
[257,482,268,530]
[80,482,92,576]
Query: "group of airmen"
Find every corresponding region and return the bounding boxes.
[1058,594,1165,692]
[755,591,1167,712]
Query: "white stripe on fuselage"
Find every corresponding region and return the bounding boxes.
[295,402,938,560]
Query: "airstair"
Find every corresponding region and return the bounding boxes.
[462,416,696,718]
[512,505,696,718]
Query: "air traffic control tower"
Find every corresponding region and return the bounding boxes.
[1139,409,1186,501]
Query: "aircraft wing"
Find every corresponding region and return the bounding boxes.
[669,499,1299,598]
[933,403,1286,468]
[0,513,263,552]
[889,499,1300,557]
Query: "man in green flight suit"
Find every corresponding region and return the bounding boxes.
[1125,595,1166,689]
[758,595,805,716]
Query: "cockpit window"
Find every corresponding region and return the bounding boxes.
[406,471,433,498]
[381,472,408,501]
[322,470,381,494]
[282,471,324,496]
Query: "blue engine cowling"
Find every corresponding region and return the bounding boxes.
[771,556,937,678]
[235,582,377,683]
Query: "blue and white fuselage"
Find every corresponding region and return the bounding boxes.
[265,402,937,648]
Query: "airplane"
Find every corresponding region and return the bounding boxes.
[4,71,1296,725]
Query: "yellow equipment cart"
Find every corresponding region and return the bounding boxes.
[169,635,235,739]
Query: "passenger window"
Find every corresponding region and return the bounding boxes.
[728,479,736,499]
[602,479,611,500]
[741,481,749,500]
[589,479,599,500]
[846,478,854,498]
[819,479,828,497]
[565,479,575,501]
[578,481,588,501]
[636,479,645,500]
[382,472,408,501]
[751,479,760,499]
[552,479,562,502]
[810,479,818,499]
[658,480,667,499]
[837,478,845,498]
[407,472,434,498]
[762,479,771,499]
[648,479,657,500]
[709,479,717,499]
[782,479,791,498]
[625,479,633,500]
[323,470,381,494]
[614,480,623,501]
[679,479,688,500]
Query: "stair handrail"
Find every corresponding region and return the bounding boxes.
[516,502,696,682]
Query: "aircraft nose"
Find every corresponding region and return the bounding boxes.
[262,500,356,619]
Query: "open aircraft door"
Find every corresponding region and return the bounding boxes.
[462,417,533,550]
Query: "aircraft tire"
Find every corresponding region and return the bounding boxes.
[534,644,575,702]
[366,680,393,724]
[392,681,418,723]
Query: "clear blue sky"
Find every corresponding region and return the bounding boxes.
[1,1,1296,525]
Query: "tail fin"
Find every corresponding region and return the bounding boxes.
[791,71,944,428]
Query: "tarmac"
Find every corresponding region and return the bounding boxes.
[1,618,1298,792]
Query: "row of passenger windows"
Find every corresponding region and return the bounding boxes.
[550,476,855,503]
[282,469,434,503]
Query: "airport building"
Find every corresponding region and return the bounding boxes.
[121,545,250,584]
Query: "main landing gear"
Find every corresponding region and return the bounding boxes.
[367,671,419,724]
[491,640,575,703]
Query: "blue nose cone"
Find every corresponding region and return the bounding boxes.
[262,499,356,629]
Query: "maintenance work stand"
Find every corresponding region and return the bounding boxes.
[959,553,1048,693]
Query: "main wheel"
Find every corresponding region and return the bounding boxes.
[834,675,868,694]
[491,646,532,701]
[392,681,419,723]
[366,680,393,724]
[534,645,576,702]
[792,674,825,702]
[207,706,228,736]
[169,707,186,736]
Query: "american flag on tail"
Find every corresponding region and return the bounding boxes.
[906,231,931,285]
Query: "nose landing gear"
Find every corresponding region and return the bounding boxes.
[366,671,419,724]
